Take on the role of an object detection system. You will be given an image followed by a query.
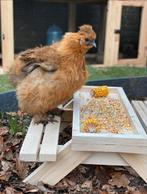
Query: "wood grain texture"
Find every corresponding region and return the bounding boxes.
[104,0,122,66]
[132,100,147,132]
[24,141,92,185]
[19,120,44,161]
[104,0,147,67]
[83,152,128,166]
[1,0,14,71]
[39,116,61,161]
[72,86,147,153]
[121,153,147,183]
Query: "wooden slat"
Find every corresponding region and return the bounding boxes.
[1,0,14,71]
[136,0,147,65]
[104,0,122,66]
[39,116,61,161]
[24,141,92,185]
[131,100,147,131]
[144,101,147,106]
[83,152,128,166]
[19,120,44,161]
[118,59,144,66]
[73,133,147,146]
[121,153,147,183]
[58,99,73,111]
[63,99,73,111]
[72,143,147,154]
[118,0,145,7]
[51,145,128,166]
[138,101,147,115]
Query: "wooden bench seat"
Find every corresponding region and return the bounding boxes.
[20,116,61,162]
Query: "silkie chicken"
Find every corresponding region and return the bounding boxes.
[8,25,96,124]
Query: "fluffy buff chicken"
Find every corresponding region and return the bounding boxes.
[8,25,96,124]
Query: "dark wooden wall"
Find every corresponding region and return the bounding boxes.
[13,0,106,53]
[0,0,142,60]
[77,3,106,54]
[14,0,68,52]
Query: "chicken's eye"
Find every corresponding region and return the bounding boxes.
[85,38,90,42]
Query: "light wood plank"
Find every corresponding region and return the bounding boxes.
[39,116,61,161]
[136,0,147,65]
[83,152,128,166]
[132,100,147,131]
[72,91,80,133]
[118,59,144,66]
[118,0,145,7]
[24,141,92,185]
[72,134,147,146]
[104,0,122,66]
[138,101,147,116]
[19,120,44,161]
[1,0,14,71]
[72,143,147,154]
[63,99,73,111]
[121,153,147,183]
[118,88,146,135]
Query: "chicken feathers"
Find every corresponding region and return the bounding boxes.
[8,25,96,124]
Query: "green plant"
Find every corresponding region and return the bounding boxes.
[0,112,31,136]
[7,114,19,135]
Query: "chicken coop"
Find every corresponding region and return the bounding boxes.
[0,0,147,71]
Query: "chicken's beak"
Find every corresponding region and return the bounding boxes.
[92,41,96,48]
[86,40,97,48]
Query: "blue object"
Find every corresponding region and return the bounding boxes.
[46,24,63,45]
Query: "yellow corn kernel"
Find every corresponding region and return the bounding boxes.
[91,86,109,98]
[82,117,98,132]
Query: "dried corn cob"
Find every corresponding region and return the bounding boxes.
[82,117,99,132]
[91,86,109,98]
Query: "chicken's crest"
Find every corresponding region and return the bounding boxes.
[60,25,96,54]
[78,24,96,41]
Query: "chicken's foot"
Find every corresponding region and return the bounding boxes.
[47,108,64,124]
[33,108,64,125]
